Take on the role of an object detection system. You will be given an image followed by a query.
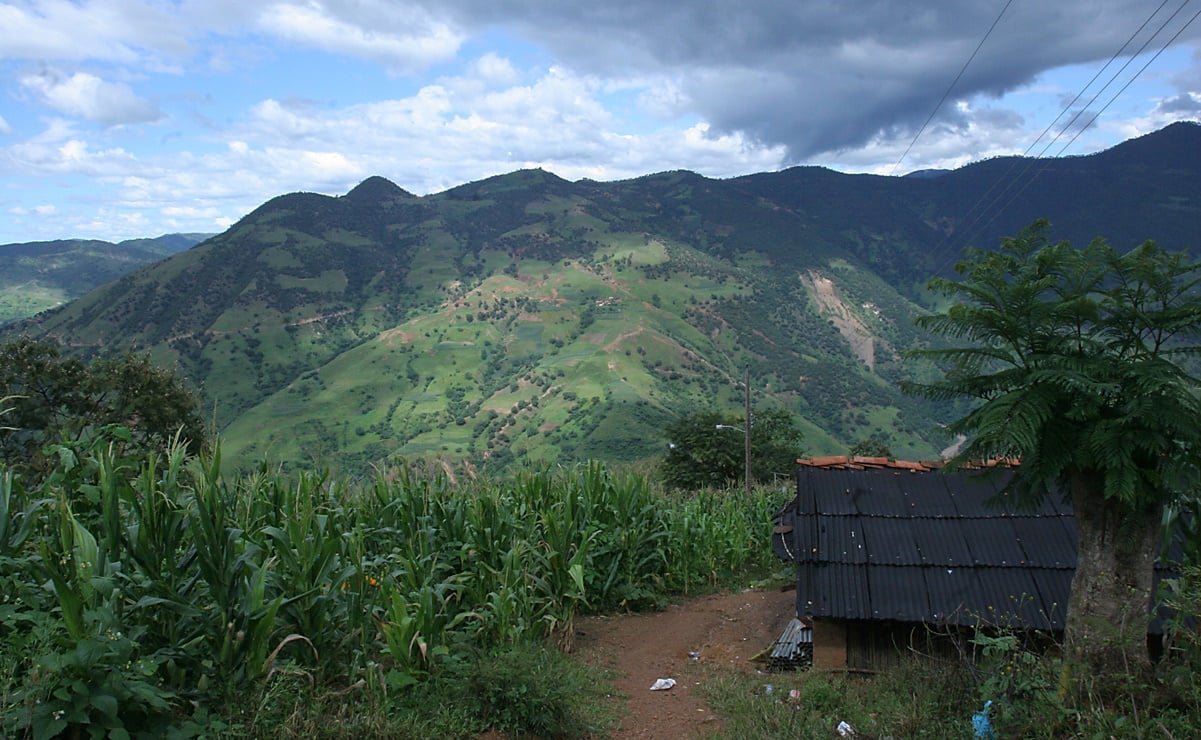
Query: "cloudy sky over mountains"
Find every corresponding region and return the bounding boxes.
[1,0,1199,243]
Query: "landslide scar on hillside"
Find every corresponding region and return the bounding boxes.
[801,270,875,371]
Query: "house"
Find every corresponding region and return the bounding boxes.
[771,456,1174,671]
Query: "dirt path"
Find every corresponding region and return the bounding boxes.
[573,587,796,738]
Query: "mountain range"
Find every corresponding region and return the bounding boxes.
[0,234,210,324]
[7,121,1200,475]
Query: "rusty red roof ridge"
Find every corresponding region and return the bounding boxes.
[796,456,1019,472]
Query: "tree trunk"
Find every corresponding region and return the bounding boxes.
[1065,469,1162,679]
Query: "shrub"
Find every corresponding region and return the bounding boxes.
[467,643,612,738]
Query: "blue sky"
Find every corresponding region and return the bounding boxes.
[1,0,1199,244]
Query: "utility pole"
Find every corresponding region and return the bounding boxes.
[744,365,751,498]
[716,367,753,495]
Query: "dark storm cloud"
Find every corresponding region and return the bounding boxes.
[1157,92,1201,114]
[423,0,1201,161]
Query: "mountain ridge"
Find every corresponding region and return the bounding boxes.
[9,122,1200,474]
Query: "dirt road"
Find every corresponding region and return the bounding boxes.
[573,587,796,738]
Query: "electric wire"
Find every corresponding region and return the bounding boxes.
[925,0,1196,275]
[1053,4,1201,157]
[888,0,1015,177]
[957,0,1199,251]
[939,0,1173,255]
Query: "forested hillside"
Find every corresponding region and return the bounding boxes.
[0,233,210,324]
[11,123,1199,474]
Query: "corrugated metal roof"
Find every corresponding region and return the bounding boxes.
[775,464,1084,631]
[910,519,976,566]
[806,563,872,619]
[815,516,869,564]
[861,516,922,565]
[958,517,1029,566]
[867,564,931,621]
[922,566,979,624]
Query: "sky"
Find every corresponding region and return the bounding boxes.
[1,0,1199,245]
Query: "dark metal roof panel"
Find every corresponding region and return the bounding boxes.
[904,475,962,516]
[958,517,1028,565]
[923,566,980,625]
[815,515,869,564]
[861,516,923,566]
[972,567,1039,629]
[1012,516,1077,567]
[909,518,976,566]
[807,471,859,515]
[845,475,912,517]
[803,563,872,620]
[1028,569,1073,631]
[866,565,930,621]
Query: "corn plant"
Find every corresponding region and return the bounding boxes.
[583,467,670,609]
[20,491,178,737]
[0,467,47,562]
[257,471,357,675]
[378,577,477,689]
[188,455,284,686]
[3,427,787,734]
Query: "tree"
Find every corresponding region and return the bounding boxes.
[849,438,894,459]
[0,338,206,476]
[904,220,1201,678]
[660,407,803,490]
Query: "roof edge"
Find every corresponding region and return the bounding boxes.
[796,456,1020,472]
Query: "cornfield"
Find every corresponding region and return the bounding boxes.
[0,431,786,736]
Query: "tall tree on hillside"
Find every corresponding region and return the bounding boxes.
[0,338,206,476]
[904,220,1201,680]
[660,407,803,490]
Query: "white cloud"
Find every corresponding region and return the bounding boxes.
[257,1,462,72]
[424,0,1201,163]
[471,53,518,87]
[2,120,142,176]
[0,0,198,63]
[1,0,1198,244]
[8,203,56,216]
[225,65,784,195]
[20,71,162,126]
[162,205,222,218]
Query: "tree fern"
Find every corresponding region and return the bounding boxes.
[905,219,1201,677]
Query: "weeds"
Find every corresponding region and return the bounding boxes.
[700,657,978,739]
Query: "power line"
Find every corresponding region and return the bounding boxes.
[1020,0,1174,160]
[966,0,1198,242]
[927,0,1195,271]
[889,0,1015,177]
[1053,4,1201,157]
[1041,0,1194,158]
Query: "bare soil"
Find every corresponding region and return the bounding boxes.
[571,587,797,739]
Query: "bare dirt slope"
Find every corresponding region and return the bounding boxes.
[573,587,797,739]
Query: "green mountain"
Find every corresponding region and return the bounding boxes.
[12,123,1200,474]
[0,233,211,324]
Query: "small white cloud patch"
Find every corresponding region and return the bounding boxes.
[21,71,161,126]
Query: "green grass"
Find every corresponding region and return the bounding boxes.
[0,284,68,322]
[698,647,1201,739]
[700,659,978,738]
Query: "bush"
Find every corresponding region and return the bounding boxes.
[467,643,612,738]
